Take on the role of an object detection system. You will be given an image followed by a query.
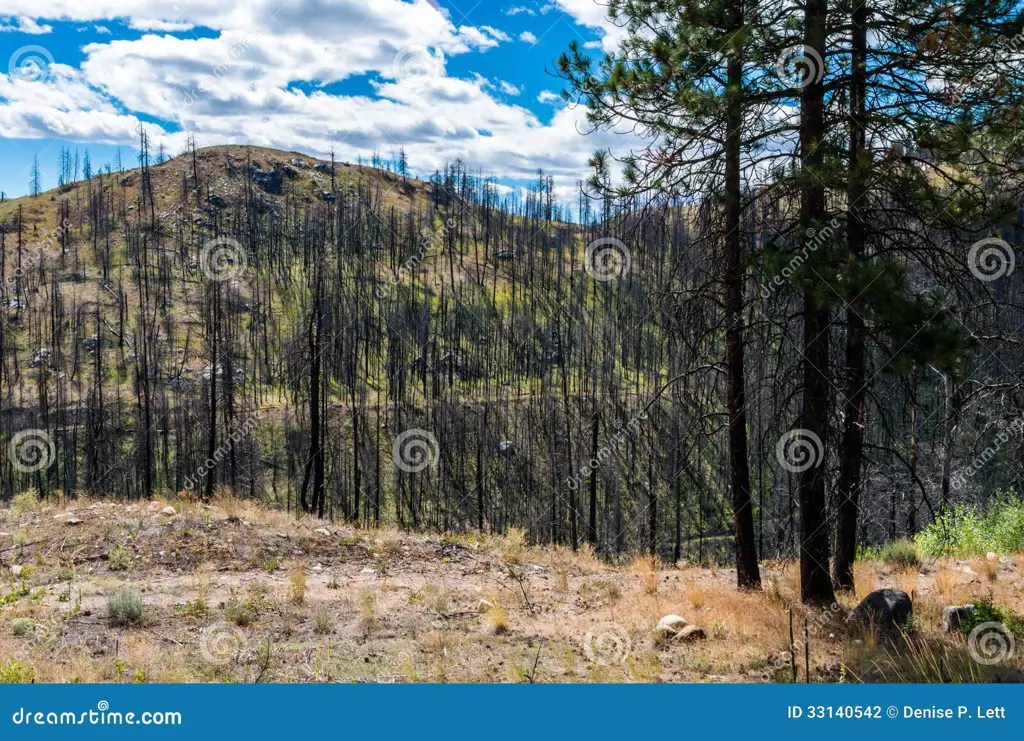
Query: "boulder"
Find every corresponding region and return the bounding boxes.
[251,167,285,195]
[942,605,975,633]
[10,564,23,577]
[847,588,912,630]
[314,162,334,175]
[209,194,230,209]
[674,625,707,642]
[654,614,688,639]
[161,506,177,516]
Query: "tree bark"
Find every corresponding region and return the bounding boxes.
[799,0,838,604]
[725,0,761,589]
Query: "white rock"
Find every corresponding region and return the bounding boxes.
[986,552,999,561]
[10,564,23,576]
[478,598,495,613]
[66,517,83,526]
[654,614,689,638]
[161,506,177,516]
[314,528,331,537]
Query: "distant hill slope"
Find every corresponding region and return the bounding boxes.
[0,144,434,257]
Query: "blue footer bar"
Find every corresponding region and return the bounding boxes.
[1,685,1021,739]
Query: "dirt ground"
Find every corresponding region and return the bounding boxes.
[1,495,1022,683]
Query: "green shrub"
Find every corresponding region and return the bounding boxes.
[957,598,1024,637]
[875,539,921,568]
[918,491,1024,557]
[313,608,332,635]
[0,659,35,683]
[225,599,255,627]
[10,618,33,637]
[107,587,144,626]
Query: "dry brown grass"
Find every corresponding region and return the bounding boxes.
[893,565,919,596]
[933,559,959,603]
[3,497,1021,685]
[852,561,877,600]
[688,583,707,610]
[980,554,1000,582]
[630,554,661,594]
[289,567,307,605]
[482,603,509,635]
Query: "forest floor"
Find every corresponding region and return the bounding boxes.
[1,494,1023,683]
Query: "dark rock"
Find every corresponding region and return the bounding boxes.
[251,167,285,195]
[318,190,335,203]
[282,166,299,180]
[120,175,136,187]
[498,441,514,455]
[496,250,514,261]
[942,605,974,633]
[847,588,913,631]
[209,194,230,209]
[314,163,334,175]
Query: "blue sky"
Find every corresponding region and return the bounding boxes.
[0,1,635,201]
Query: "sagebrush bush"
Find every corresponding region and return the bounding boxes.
[10,617,33,636]
[876,539,921,568]
[917,492,1024,557]
[107,587,144,626]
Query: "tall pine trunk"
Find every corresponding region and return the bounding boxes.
[799,0,837,604]
[725,0,761,589]
[834,0,868,590]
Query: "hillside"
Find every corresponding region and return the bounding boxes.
[2,494,1022,683]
